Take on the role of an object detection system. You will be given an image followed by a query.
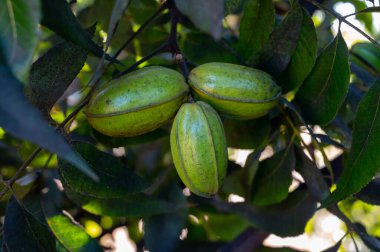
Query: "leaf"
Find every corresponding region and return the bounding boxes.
[208,189,317,237]
[323,77,380,206]
[294,148,330,201]
[92,128,168,148]
[355,178,380,205]
[258,3,303,76]
[27,38,90,115]
[0,65,97,180]
[40,0,116,63]
[278,8,317,92]
[251,146,295,206]
[105,0,130,50]
[351,6,380,15]
[354,223,380,251]
[3,196,56,252]
[321,239,342,252]
[181,33,240,65]
[58,142,149,198]
[175,0,224,40]
[223,116,270,150]
[0,172,39,202]
[296,32,350,125]
[41,186,102,252]
[237,0,274,63]
[144,184,188,252]
[64,183,177,217]
[0,0,41,82]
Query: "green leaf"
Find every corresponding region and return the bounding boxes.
[278,9,317,92]
[104,0,130,50]
[223,116,270,150]
[355,178,380,205]
[237,0,274,63]
[0,65,97,181]
[323,77,380,206]
[353,6,380,15]
[59,142,149,198]
[351,42,380,73]
[296,32,350,125]
[175,0,224,40]
[27,38,89,115]
[251,145,295,206]
[144,184,188,252]
[208,189,317,237]
[41,188,102,252]
[181,33,240,65]
[259,3,303,76]
[64,183,177,217]
[92,128,168,148]
[0,0,41,82]
[40,0,116,63]
[3,196,56,252]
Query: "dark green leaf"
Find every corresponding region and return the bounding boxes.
[278,8,317,92]
[351,42,380,73]
[144,184,188,252]
[323,77,380,206]
[354,223,380,251]
[259,3,303,76]
[355,178,380,205]
[251,146,295,206]
[208,189,317,237]
[223,116,270,149]
[175,0,224,40]
[40,0,116,63]
[296,32,350,125]
[181,33,240,65]
[0,65,97,180]
[0,172,38,202]
[92,128,168,148]
[0,0,41,82]
[64,184,177,217]
[27,39,89,115]
[59,142,149,198]
[3,196,56,252]
[294,149,330,201]
[237,0,274,63]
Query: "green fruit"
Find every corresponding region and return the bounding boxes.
[188,62,282,119]
[170,101,227,197]
[85,66,188,137]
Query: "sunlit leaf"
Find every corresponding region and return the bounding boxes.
[296,32,350,125]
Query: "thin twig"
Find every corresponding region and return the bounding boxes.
[112,1,169,60]
[305,0,380,50]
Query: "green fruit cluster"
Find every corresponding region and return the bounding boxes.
[86,62,281,197]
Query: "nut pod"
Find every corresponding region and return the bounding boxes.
[188,62,282,119]
[85,66,189,137]
[170,101,227,197]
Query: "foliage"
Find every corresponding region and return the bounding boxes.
[0,0,380,251]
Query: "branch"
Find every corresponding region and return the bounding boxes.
[305,0,380,50]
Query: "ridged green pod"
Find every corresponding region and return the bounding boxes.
[170,101,227,197]
[85,66,189,137]
[188,62,282,119]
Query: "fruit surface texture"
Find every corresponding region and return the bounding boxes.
[170,101,227,197]
[188,62,281,119]
[86,66,188,137]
